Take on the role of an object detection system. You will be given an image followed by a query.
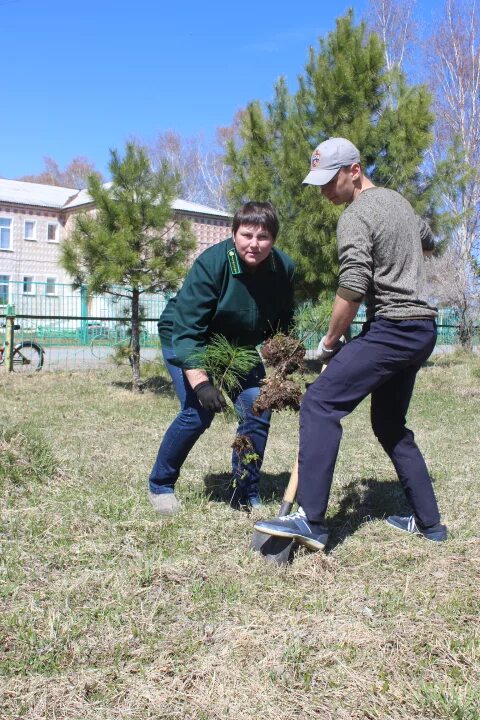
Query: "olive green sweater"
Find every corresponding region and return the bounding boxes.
[158,238,295,369]
[336,188,437,320]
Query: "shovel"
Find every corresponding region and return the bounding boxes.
[250,455,299,565]
[249,363,327,565]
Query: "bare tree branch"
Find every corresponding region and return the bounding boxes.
[137,122,244,211]
[426,0,480,261]
[366,0,417,70]
[18,156,103,189]
[426,249,479,348]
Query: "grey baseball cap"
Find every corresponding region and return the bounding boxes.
[302,137,361,186]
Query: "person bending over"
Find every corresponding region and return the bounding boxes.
[149,201,295,515]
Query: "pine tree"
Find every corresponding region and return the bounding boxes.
[61,142,196,391]
[227,11,434,299]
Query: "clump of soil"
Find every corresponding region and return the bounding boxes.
[253,376,303,414]
[261,334,305,375]
[253,333,306,415]
[231,434,254,454]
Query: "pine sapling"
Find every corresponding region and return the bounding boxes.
[191,335,261,490]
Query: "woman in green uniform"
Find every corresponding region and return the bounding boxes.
[149,201,295,515]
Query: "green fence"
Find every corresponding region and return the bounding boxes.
[0,281,168,371]
[349,306,474,346]
[0,281,167,346]
[0,281,477,372]
[302,306,478,351]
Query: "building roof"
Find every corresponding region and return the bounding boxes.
[171,198,230,217]
[0,178,81,209]
[0,178,231,218]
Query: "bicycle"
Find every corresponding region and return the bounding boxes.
[90,325,133,364]
[0,322,45,372]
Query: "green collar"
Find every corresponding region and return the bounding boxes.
[227,242,277,276]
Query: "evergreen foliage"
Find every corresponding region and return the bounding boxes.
[61,142,196,391]
[432,139,479,262]
[226,11,434,299]
[192,334,260,396]
[293,297,335,340]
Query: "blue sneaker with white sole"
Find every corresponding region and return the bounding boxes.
[386,515,447,542]
[254,507,328,551]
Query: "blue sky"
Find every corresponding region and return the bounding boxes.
[1,0,439,180]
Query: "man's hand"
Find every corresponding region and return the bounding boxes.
[194,381,227,413]
[315,335,346,363]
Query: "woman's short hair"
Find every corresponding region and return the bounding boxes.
[232,201,279,240]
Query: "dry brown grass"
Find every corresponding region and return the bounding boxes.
[0,354,479,719]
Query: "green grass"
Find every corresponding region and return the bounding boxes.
[0,353,479,719]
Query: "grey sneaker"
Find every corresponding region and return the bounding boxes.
[148,491,181,516]
[254,507,328,551]
[386,515,447,542]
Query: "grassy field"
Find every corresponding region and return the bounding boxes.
[0,352,479,720]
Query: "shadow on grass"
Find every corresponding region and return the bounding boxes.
[111,375,175,395]
[325,476,410,551]
[272,475,410,558]
[278,476,410,563]
[204,472,412,564]
[203,470,291,506]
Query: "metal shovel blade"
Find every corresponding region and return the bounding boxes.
[250,456,299,566]
[250,529,296,565]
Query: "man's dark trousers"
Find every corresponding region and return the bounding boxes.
[298,317,440,528]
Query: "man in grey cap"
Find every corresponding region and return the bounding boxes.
[254,137,447,550]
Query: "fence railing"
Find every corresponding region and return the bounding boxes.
[349,306,476,346]
[0,282,168,371]
[0,281,168,346]
[0,281,477,372]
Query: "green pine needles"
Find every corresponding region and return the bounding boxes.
[61,141,196,392]
[192,335,260,396]
[293,299,334,342]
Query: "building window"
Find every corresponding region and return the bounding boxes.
[45,277,56,295]
[24,220,36,241]
[47,223,58,242]
[0,218,12,250]
[23,276,34,294]
[0,275,9,305]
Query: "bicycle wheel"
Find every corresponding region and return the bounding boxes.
[12,342,44,373]
[90,335,107,359]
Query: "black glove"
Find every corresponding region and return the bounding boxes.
[194,381,227,413]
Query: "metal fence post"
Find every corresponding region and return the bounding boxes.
[80,285,89,345]
[5,304,15,372]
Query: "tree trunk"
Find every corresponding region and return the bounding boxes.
[458,306,474,351]
[130,288,142,392]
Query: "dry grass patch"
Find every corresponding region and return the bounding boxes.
[0,356,479,719]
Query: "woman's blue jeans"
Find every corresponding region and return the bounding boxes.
[149,345,272,500]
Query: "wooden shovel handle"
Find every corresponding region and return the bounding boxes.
[278,455,298,517]
[276,362,326,518]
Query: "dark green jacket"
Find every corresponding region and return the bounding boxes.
[158,238,295,369]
